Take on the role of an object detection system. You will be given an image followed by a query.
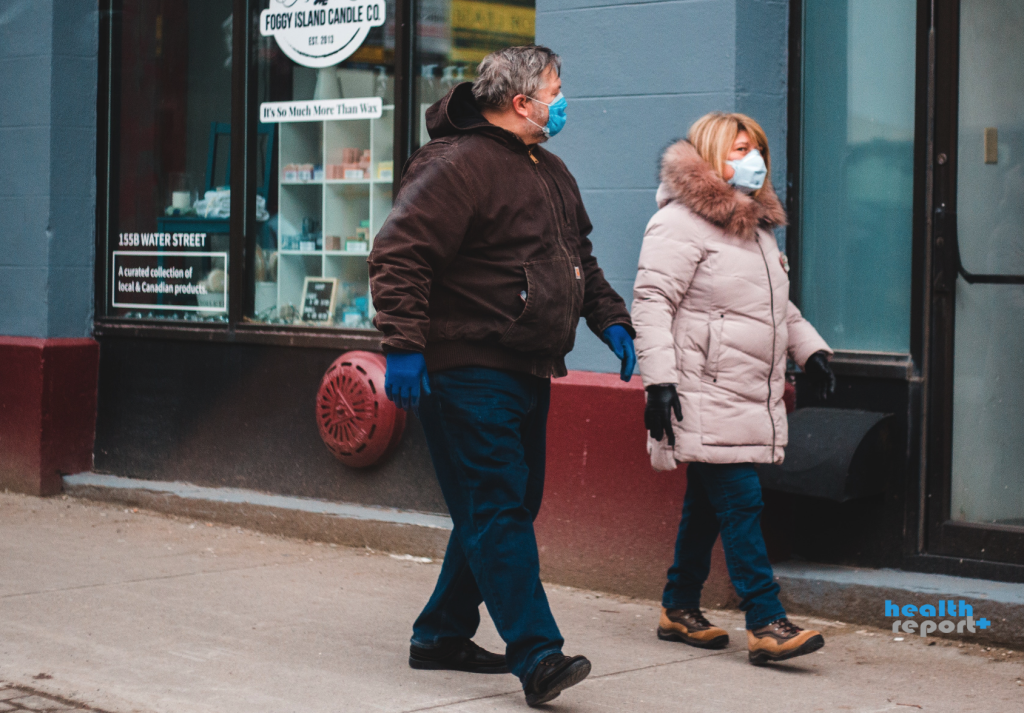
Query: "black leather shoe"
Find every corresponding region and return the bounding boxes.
[409,638,509,674]
[523,653,591,707]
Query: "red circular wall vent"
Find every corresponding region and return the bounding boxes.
[316,351,406,467]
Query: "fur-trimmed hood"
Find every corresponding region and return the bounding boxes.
[656,139,786,240]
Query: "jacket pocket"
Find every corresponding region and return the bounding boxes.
[703,313,725,382]
[500,257,574,355]
[698,384,774,446]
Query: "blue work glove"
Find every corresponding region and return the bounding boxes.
[384,351,431,410]
[602,324,636,382]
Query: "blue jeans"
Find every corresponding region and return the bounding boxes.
[412,367,563,681]
[663,462,786,629]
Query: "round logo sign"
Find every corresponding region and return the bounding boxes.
[260,0,387,69]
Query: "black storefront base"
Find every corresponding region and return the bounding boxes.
[93,337,914,574]
[904,554,1024,585]
[759,369,912,572]
[94,334,1024,584]
[94,336,444,514]
[769,364,1024,585]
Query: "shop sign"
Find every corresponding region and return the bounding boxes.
[112,251,228,312]
[260,0,387,68]
[301,277,339,324]
[450,0,535,64]
[260,97,382,123]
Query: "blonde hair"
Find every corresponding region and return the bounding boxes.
[687,112,771,197]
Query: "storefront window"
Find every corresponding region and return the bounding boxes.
[247,0,396,330]
[414,0,535,150]
[798,0,917,352]
[103,1,235,323]
[100,0,533,333]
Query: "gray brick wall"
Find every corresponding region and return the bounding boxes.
[537,0,789,373]
[0,0,97,339]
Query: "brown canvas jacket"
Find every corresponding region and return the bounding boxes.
[368,83,633,378]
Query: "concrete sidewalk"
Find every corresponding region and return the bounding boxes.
[1,493,1021,713]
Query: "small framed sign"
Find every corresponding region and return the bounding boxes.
[301,277,339,325]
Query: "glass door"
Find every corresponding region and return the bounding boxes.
[928,0,1024,566]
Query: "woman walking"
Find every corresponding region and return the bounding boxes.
[632,112,836,665]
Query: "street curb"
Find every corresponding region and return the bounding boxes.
[776,563,1024,649]
[63,475,452,560]
[62,476,1024,650]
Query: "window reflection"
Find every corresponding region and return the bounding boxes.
[108,0,235,322]
[799,0,916,352]
[415,0,536,149]
[250,0,396,330]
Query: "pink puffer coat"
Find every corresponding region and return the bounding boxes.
[632,140,831,470]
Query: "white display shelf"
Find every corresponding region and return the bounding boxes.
[323,178,392,185]
[278,249,372,257]
[280,178,392,185]
[273,105,394,327]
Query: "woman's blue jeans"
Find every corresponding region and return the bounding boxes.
[411,367,563,682]
[663,462,786,629]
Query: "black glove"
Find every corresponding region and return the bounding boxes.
[645,384,683,446]
[804,351,836,401]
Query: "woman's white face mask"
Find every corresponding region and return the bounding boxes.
[726,149,767,193]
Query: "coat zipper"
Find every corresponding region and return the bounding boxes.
[528,147,577,350]
[756,236,778,456]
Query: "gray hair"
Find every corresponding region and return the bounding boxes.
[472,45,561,110]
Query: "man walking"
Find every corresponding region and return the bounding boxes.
[368,46,635,707]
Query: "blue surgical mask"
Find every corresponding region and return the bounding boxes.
[726,149,767,193]
[526,92,567,138]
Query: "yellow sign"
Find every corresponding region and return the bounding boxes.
[450,0,536,64]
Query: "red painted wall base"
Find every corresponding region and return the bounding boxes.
[539,371,791,608]
[0,337,100,496]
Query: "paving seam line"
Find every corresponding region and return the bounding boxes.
[395,650,739,713]
[0,556,349,601]
[0,683,113,712]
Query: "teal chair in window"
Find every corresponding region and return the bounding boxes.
[157,121,275,235]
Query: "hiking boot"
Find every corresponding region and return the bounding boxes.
[409,638,509,674]
[523,653,591,707]
[657,607,730,649]
[747,618,824,665]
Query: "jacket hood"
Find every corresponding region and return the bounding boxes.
[657,139,786,240]
[425,82,520,146]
